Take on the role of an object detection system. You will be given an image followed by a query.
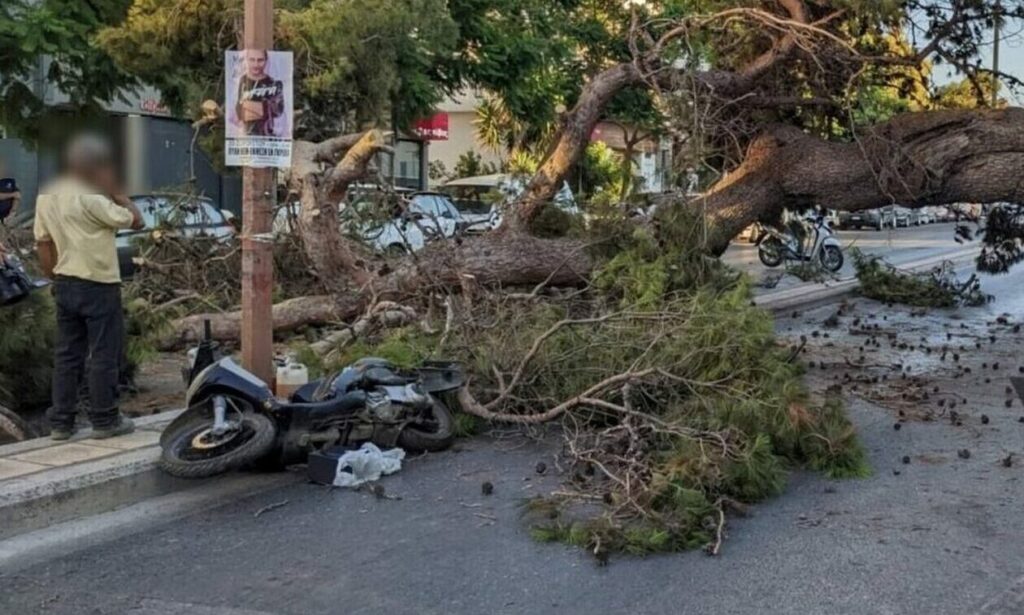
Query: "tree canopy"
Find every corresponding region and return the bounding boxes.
[0,0,135,141]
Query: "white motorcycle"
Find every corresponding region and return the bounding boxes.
[757,213,844,272]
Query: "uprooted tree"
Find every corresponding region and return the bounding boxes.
[93,0,1024,558]
[147,0,1024,346]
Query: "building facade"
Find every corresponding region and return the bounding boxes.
[0,57,238,221]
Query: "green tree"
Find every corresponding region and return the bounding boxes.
[97,0,459,140]
[933,73,1005,109]
[0,0,135,140]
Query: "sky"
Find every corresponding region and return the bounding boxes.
[927,15,1024,104]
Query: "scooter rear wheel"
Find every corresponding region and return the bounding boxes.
[159,399,277,479]
[758,238,784,268]
[397,396,455,452]
[820,245,844,272]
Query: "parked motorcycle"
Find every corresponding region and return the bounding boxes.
[757,213,844,272]
[159,322,463,478]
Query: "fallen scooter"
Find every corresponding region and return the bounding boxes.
[159,321,463,478]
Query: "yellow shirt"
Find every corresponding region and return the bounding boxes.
[32,177,135,284]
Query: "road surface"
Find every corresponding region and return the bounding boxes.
[3,225,1022,615]
[723,221,970,286]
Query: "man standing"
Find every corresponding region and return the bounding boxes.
[233,48,285,137]
[33,134,144,440]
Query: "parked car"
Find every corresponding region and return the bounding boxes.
[839,207,897,230]
[892,206,913,227]
[117,194,235,277]
[439,173,580,232]
[344,190,466,254]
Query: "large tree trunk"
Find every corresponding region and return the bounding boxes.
[170,108,1024,348]
[509,63,641,229]
[700,107,1024,251]
[164,232,594,348]
[506,0,812,231]
[291,130,390,293]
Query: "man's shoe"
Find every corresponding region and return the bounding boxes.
[50,427,77,441]
[90,417,135,440]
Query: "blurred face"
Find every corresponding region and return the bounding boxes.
[92,164,118,191]
[245,50,267,80]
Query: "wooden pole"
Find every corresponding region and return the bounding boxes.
[992,0,1001,108]
[241,0,275,385]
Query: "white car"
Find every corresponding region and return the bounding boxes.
[439,173,580,232]
[345,191,463,254]
[272,188,465,254]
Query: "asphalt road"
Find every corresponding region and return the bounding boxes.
[722,221,970,286]
[3,226,1023,615]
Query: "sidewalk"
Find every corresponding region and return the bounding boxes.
[0,409,182,540]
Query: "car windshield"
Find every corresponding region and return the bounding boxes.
[409,195,458,219]
[131,196,225,229]
[438,185,501,214]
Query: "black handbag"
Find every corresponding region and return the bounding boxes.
[0,255,47,306]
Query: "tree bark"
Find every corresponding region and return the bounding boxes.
[510,63,641,229]
[505,0,814,230]
[162,232,595,349]
[159,295,356,350]
[291,130,390,292]
[699,107,1024,251]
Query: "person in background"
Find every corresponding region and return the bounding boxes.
[33,134,144,440]
[0,161,20,225]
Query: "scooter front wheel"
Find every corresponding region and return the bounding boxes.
[159,399,277,479]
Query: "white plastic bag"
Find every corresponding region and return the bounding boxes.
[332,442,406,488]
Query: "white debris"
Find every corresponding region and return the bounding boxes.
[332,443,406,488]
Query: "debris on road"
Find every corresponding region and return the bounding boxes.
[314,443,406,488]
[852,249,991,308]
[254,499,290,518]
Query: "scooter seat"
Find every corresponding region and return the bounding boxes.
[287,391,367,418]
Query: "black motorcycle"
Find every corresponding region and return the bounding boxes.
[159,322,463,478]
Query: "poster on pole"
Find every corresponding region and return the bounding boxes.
[225,49,293,168]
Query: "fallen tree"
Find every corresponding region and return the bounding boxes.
[162,1,1024,345]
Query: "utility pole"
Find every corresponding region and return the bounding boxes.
[993,0,1002,108]
[241,0,275,385]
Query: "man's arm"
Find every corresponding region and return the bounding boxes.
[36,240,57,279]
[110,194,144,230]
[32,198,56,278]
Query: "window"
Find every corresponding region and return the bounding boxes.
[410,195,457,219]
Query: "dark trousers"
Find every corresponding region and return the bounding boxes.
[49,277,124,430]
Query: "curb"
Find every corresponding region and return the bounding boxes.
[0,409,186,541]
[754,247,981,313]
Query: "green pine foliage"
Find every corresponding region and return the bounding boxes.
[324,207,868,559]
[0,292,56,411]
[852,248,991,307]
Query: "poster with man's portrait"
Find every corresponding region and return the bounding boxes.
[225,49,293,168]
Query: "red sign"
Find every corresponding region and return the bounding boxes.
[140,99,170,115]
[412,113,449,140]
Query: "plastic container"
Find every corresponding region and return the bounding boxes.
[276,361,309,400]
